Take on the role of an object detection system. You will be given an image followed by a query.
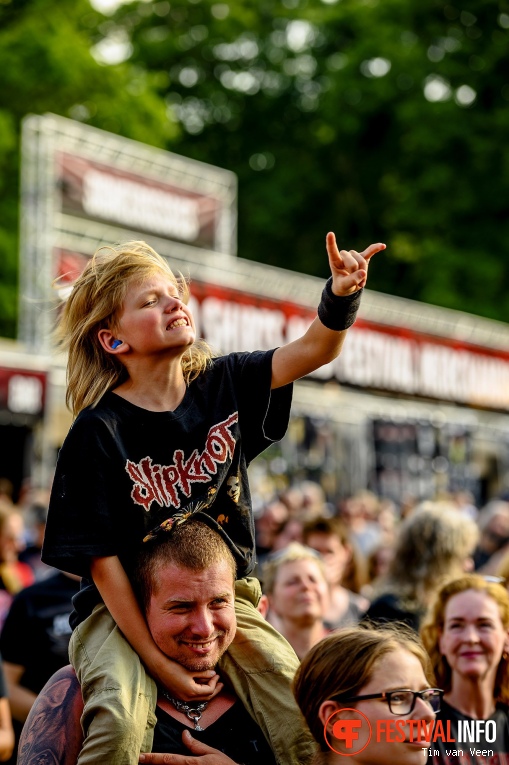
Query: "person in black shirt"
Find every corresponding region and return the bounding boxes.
[42,234,383,765]
[0,571,80,763]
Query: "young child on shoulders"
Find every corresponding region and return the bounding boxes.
[42,233,384,765]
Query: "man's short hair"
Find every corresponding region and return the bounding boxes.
[133,519,237,614]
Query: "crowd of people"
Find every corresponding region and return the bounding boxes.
[1,477,509,763]
[2,235,509,765]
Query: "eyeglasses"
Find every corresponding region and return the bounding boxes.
[332,688,443,715]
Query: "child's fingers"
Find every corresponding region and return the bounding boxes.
[190,679,224,700]
[193,670,218,681]
[339,250,365,274]
[325,232,344,269]
[361,242,386,261]
[340,272,367,292]
[328,234,385,268]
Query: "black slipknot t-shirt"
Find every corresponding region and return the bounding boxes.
[42,351,292,623]
[429,700,509,765]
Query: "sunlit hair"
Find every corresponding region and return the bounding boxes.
[421,573,509,703]
[294,624,435,752]
[497,551,509,583]
[261,542,327,595]
[132,519,237,615]
[302,515,368,593]
[56,241,215,416]
[374,503,478,606]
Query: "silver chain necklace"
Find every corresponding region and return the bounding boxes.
[161,692,209,731]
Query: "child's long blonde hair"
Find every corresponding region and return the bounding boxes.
[57,241,214,416]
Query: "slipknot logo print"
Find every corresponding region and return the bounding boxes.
[125,412,238,512]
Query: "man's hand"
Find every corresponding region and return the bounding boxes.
[157,657,223,702]
[326,232,385,296]
[139,729,238,764]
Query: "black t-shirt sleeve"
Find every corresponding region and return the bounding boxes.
[0,592,30,667]
[226,350,293,464]
[42,412,123,577]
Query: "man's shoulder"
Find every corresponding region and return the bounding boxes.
[18,666,84,765]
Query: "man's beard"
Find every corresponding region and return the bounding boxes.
[173,631,230,672]
[179,657,217,672]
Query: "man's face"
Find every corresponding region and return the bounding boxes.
[146,560,236,671]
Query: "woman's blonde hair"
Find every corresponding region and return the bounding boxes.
[56,241,215,416]
[261,542,327,595]
[294,624,435,751]
[374,503,478,606]
[421,573,509,703]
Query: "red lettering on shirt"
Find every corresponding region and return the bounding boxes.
[174,450,209,496]
[127,457,159,511]
[160,465,180,506]
[125,413,239,512]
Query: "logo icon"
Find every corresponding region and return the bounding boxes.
[324,708,372,756]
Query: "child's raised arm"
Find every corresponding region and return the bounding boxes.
[90,556,222,701]
[271,232,385,389]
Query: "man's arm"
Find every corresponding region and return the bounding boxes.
[18,671,238,765]
[271,233,385,389]
[2,662,36,723]
[17,666,83,765]
[0,697,14,762]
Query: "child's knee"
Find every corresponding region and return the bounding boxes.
[235,577,261,608]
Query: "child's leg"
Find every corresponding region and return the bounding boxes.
[69,604,158,765]
[219,577,317,765]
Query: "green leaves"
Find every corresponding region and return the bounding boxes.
[1,0,509,334]
[0,0,174,337]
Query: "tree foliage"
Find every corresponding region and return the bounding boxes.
[107,0,509,321]
[1,0,509,335]
[0,0,175,337]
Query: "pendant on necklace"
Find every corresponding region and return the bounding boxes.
[162,692,209,731]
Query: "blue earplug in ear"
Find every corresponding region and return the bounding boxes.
[111,339,123,349]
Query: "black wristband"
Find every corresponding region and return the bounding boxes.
[317,277,363,331]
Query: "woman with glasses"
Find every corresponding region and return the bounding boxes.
[294,625,440,765]
[421,573,509,764]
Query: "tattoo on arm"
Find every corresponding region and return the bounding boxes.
[18,667,83,765]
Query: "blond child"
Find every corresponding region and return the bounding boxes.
[42,233,384,764]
